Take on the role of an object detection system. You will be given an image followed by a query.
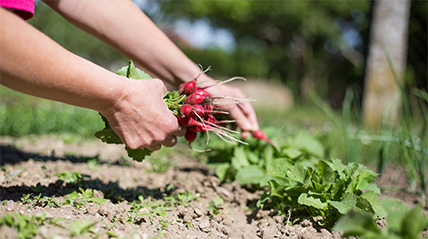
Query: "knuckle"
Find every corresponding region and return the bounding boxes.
[125,141,139,150]
[160,116,179,134]
[152,78,167,92]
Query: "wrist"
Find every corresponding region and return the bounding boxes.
[90,72,129,114]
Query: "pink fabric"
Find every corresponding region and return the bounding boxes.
[0,0,35,20]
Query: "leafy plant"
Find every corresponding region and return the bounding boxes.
[204,130,324,187]
[86,158,100,171]
[69,220,97,237]
[20,194,60,208]
[259,158,384,228]
[0,213,62,239]
[208,195,225,216]
[63,188,107,209]
[333,198,428,239]
[55,171,88,185]
[163,190,199,207]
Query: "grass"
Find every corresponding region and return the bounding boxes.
[0,86,102,137]
[256,104,384,166]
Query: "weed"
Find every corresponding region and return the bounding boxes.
[158,219,169,231]
[30,183,43,194]
[208,195,224,216]
[55,171,88,186]
[0,212,62,239]
[69,220,97,237]
[63,188,107,209]
[86,158,100,171]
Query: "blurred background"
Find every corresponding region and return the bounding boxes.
[1,0,427,164]
[24,0,427,105]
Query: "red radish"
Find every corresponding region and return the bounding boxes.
[179,80,197,95]
[204,114,216,123]
[189,125,205,132]
[178,115,211,130]
[180,105,193,117]
[202,103,213,111]
[185,129,197,143]
[252,129,280,151]
[178,65,212,95]
[191,104,205,117]
[184,90,213,105]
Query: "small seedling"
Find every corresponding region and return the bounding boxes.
[55,171,88,185]
[63,188,106,209]
[69,220,97,237]
[0,212,62,239]
[208,195,224,216]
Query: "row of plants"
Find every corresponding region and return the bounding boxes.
[1,169,203,238]
[191,128,428,237]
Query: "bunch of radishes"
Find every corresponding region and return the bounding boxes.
[176,74,279,151]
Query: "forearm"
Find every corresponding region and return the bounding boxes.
[43,0,202,87]
[0,8,125,112]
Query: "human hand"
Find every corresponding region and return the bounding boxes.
[99,76,186,151]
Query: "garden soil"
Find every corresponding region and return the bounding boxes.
[0,136,424,239]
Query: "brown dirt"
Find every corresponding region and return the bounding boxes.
[0,135,423,239]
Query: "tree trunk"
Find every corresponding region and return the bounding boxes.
[362,0,411,127]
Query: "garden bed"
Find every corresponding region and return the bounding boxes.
[0,135,425,238]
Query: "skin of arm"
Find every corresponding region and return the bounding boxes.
[0,8,184,150]
[42,0,259,135]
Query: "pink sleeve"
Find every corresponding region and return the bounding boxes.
[0,0,35,20]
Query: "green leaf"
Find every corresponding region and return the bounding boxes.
[291,132,325,158]
[214,163,230,182]
[235,165,267,185]
[360,191,386,219]
[263,144,274,162]
[120,60,152,79]
[88,197,107,204]
[115,65,128,77]
[355,194,375,215]
[282,147,302,159]
[247,150,260,164]
[328,193,357,214]
[267,178,287,198]
[318,160,335,185]
[364,183,381,195]
[401,206,428,239]
[333,210,381,236]
[328,158,346,174]
[266,157,292,178]
[298,193,327,210]
[126,147,152,162]
[286,165,310,184]
[231,146,250,170]
[381,198,411,232]
[355,168,378,191]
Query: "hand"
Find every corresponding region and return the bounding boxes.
[99,76,186,151]
[202,79,259,138]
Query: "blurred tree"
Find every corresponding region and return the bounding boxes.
[27,1,127,70]
[362,0,411,126]
[155,0,370,105]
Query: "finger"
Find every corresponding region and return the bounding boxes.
[238,100,259,130]
[174,124,187,137]
[162,135,177,148]
[227,104,253,132]
[146,144,162,151]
